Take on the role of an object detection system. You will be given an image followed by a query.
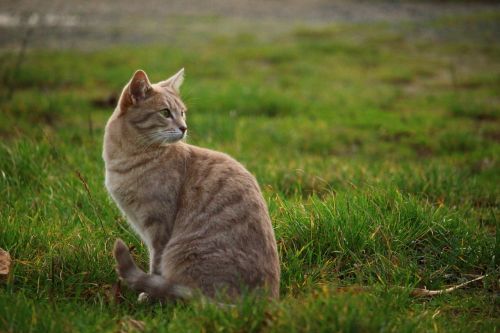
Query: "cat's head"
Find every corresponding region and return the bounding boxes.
[116,68,188,146]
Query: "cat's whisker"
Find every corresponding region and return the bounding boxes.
[138,134,164,153]
[136,129,172,152]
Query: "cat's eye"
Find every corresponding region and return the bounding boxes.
[181,111,185,117]
[161,109,172,118]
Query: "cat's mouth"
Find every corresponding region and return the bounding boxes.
[158,130,186,145]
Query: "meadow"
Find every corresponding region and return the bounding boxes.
[0,11,499,332]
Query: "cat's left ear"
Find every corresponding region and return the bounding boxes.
[159,68,184,93]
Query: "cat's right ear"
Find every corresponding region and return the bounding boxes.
[129,70,152,103]
[119,70,152,111]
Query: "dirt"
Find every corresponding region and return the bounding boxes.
[0,0,499,49]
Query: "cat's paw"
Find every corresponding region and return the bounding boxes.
[137,292,150,303]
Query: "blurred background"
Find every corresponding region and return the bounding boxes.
[2,0,500,48]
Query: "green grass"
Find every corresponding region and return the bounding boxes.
[0,12,499,333]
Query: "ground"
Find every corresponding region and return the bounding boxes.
[0,1,499,332]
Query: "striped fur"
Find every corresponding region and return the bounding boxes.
[103,69,280,302]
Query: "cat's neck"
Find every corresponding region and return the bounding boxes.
[103,129,183,169]
[104,136,183,162]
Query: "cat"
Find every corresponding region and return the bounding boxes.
[103,69,280,302]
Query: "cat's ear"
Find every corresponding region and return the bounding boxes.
[128,69,152,103]
[159,68,184,93]
[118,70,152,112]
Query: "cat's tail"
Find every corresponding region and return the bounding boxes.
[113,239,193,301]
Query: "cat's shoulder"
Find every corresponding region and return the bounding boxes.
[182,143,251,173]
[184,143,237,163]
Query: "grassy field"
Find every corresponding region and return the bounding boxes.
[0,12,499,332]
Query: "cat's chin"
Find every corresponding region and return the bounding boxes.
[160,141,178,146]
[160,136,185,146]
[156,131,185,145]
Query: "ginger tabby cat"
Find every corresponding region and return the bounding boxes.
[103,69,280,302]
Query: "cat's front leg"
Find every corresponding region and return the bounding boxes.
[149,248,162,275]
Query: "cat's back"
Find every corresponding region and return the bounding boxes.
[186,144,259,188]
[166,143,280,298]
[182,143,268,218]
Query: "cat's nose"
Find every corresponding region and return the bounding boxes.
[179,126,187,133]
